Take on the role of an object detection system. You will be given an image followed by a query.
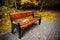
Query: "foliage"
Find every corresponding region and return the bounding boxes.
[0,6,17,33]
[34,10,57,22]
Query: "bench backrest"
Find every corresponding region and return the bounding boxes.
[10,11,34,20]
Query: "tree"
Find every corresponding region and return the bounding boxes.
[40,0,45,11]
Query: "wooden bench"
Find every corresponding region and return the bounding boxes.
[9,11,41,39]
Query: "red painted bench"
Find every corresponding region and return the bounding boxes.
[9,11,41,39]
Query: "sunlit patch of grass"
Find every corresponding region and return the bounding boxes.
[34,10,57,22]
[0,16,11,33]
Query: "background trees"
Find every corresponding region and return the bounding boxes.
[0,0,59,10]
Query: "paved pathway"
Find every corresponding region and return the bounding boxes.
[0,19,59,40]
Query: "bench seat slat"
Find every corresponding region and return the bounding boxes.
[20,18,40,29]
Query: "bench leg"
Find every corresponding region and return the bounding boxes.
[17,23,22,39]
[11,28,14,34]
[39,19,41,25]
[11,24,15,34]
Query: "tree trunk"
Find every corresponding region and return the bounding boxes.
[40,0,45,11]
[14,0,17,9]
